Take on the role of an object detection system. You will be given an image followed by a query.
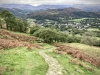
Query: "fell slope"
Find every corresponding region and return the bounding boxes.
[0,29,42,49]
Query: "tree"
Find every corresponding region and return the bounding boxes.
[0,17,3,28]
[13,18,28,32]
[60,25,67,31]
[67,36,81,43]
[33,28,67,43]
[30,25,43,34]
[0,9,16,30]
[0,9,28,32]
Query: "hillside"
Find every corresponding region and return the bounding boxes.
[28,7,100,19]
[73,4,100,12]
[0,29,42,49]
[0,29,100,75]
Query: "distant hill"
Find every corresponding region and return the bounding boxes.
[0,4,100,12]
[34,5,71,10]
[72,4,100,12]
[0,4,35,10]
[0,4,100,19]
[0,4,71,10]
[27,7,100,20]
[0,7,33,19]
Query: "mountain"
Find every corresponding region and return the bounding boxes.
[0,4,100,20]
[35,5,71,10]
[0,4,35,10]
[27,7,100,19]
[0,7,31,19]
[0,4,71,11]
[72,4,100,12]
[0,4,100,12]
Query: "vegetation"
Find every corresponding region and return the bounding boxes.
[0,9,28,32]
[0,7,100,75]
[30,25,43,34]
[47,51,100,75]
[67,36,81,43]
[0,47,48,75]
[0,29,40,44]
[66,43,100,59]
[81,31,100,46]
[33,28,67,43]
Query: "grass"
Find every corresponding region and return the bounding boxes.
[69,18,86,22]
[0,47,48,75]
[66,43,100,60]
[46,51,100,75]
[87,28,100,31]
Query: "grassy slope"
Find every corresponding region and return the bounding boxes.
[0,29,100,75]
[0,47,48,75]
[47,51,100,75]
[66,43,100,60]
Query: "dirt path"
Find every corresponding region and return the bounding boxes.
[39,48,63,75]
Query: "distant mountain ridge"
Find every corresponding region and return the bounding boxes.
[0,4,100,12]
[72,4,100,12]
[28,7,100,20]
[0,4,100,20]
[0,4,35,10]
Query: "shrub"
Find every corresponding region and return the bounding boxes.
[67,36,81,43]
[30,25,44,34]
[81,31,100,46]
[33,28,67,43]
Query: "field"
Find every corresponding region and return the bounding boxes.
[68,18,86,22]
[0,47,48,75]
[87,28,100,32]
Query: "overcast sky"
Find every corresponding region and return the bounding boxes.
[0,0,100,6]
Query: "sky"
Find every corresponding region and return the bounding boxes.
[0,0,100,6]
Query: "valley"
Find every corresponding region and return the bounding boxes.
[0,3,100,75]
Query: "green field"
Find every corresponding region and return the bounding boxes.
[0,47,48,75]
[87,28,100,31]
[69,18,86,22]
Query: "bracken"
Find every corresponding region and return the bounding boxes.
[55,43,100,67]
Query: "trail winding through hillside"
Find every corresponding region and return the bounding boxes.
[39,48,63,75]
